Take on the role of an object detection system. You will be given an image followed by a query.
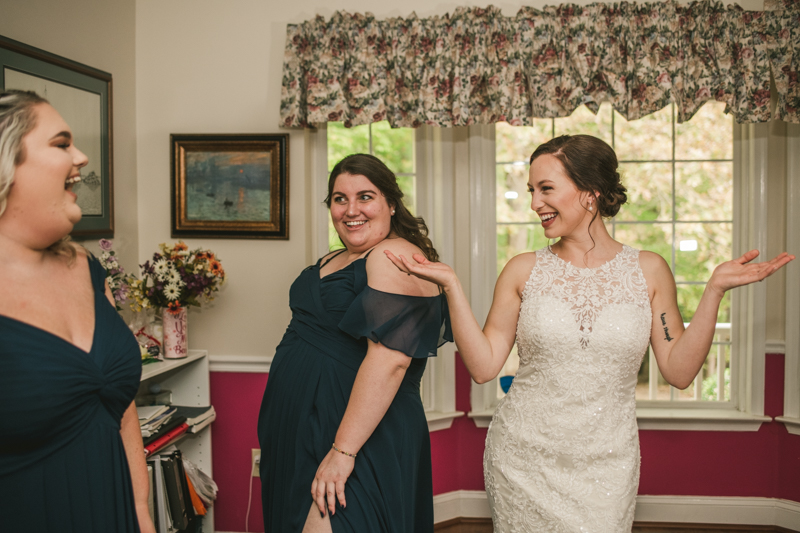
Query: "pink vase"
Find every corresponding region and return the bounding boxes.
[162,307,188,359]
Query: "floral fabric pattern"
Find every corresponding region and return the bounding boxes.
[280,1,800,128]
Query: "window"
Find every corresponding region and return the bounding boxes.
[494,102,734,404]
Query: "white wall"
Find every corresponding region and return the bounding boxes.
[1,0,139,270]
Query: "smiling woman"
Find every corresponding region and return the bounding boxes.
[0,90,155,533]
[257,153,451,533]
[385,133,794,533]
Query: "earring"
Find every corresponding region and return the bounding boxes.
[588,200,593,211]
[391,209,395,215]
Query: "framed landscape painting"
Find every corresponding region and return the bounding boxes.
[0,35,114,237]
[171,134,289,239]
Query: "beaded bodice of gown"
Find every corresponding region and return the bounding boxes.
[484,245,652,533]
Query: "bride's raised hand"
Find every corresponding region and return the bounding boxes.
[384,250,458,291]
[707,250,794,297]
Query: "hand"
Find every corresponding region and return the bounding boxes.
[311,448,355,517]
[707,250,795,297]
[384,250,458,291]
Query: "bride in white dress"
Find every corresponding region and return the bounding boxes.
[386,134,794,532]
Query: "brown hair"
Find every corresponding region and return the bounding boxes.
[325,153,440,262]
[529,134,627,220]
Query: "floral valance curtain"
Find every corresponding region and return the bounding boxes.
[280,1,800,128]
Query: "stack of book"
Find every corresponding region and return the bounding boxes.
[147,447,207,533]
[137,405,216,457]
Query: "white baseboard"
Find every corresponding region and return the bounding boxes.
[433,490,492,523]
[208,354,272,373]
[433,491,800,530]
[218,494,800,532]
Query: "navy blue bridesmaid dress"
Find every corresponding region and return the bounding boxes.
[0,256,143,532]
[258,251,451,532]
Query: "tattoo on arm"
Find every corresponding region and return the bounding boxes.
[660,313,673,341]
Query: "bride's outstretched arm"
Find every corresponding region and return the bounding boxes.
[385,250,531,383]
[645,249,794,389]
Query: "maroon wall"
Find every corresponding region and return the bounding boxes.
[209,353,800,532]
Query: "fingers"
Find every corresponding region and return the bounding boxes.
[412,252,430,265]
[736,249,760,265]
[327,484,336,515]
[312,479,327,516]
[336,480,347,509]
[384,250,407,273]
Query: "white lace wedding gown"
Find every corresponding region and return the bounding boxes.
[484,245,652,533]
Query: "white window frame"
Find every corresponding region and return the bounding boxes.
[309,124,463,432]
[776,122,800,435]
[468,122,773,432]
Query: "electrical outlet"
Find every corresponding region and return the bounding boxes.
[251,448,261,478]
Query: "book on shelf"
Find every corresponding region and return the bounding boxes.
[187,411,216,434]
[148,454,171,533]
[139,407,178,438]
[137,404,170,422]
[144,423,189,457]
[143,415,187,446]
[160,450,193,530]
[171,405,215,427]
[184,472,207,516]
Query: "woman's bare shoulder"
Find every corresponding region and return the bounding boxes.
[367,238,439,296]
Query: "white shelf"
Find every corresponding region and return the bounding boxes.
[138,348,214,532]
[140,350,207,381]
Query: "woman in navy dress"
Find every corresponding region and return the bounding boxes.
[258,154,451,532]
[0,90,155,533]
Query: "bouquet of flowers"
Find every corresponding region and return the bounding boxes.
[128,241,226,316]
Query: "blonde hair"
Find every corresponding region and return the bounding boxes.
[0,90,76,259]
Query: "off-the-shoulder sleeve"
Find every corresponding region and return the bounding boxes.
[338,286,452,358]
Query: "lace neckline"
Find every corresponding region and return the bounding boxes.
[546,244,627,272]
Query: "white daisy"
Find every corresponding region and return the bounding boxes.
[163,283,181,301]
[154,259,171,281]
[167,270,184,285]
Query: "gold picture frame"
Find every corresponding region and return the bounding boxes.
[171,134,289,239]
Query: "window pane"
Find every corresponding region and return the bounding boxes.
[674,223,732,283]
[496,121,551,163]
[613,223,673,270]
[613,105,673,161]
[496,163,537,224]
[675,162,733,221]
[676,284,731,323]
[553,104,613,144]
[372,121,415,175]
[699,344,731,401]
[396,174,416,214]
[327,122,369,169]
[497,224,548,275]
[617,162,672,222]
[675,101,733,160]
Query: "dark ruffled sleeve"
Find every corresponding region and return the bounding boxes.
[338,286,452,359]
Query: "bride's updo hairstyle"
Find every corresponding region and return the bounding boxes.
[325,153,440,262]
[529,134,628,222]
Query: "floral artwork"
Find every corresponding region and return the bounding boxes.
[279,1,800,128]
